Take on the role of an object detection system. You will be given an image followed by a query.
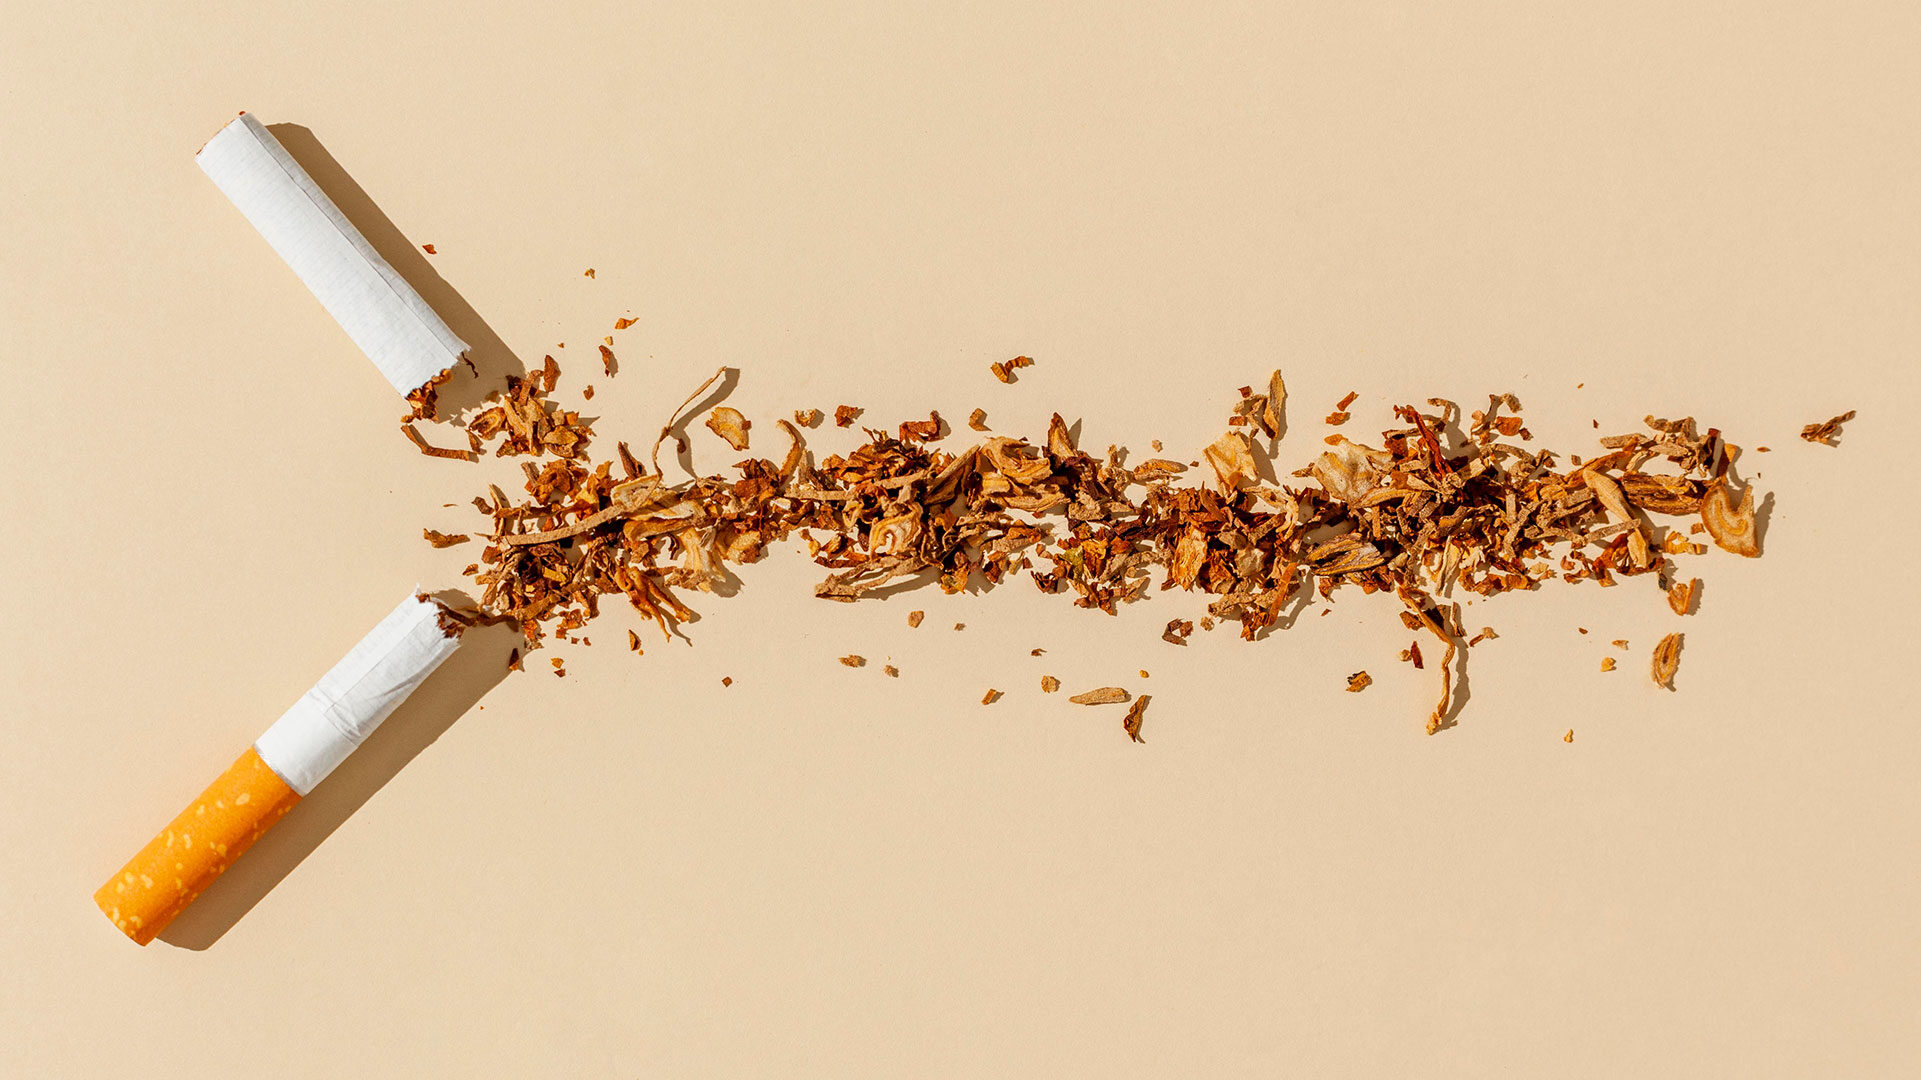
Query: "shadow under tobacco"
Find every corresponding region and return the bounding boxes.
[266,123,526,420]
[157,615,520,949]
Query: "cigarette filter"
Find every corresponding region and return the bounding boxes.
[196,112,469,403]
[95,592,463,944]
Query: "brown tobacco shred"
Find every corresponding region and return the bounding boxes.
[884,664,899,677]
[1600,657,1616,672]
[615,317,639,330]
[402,422,478,462]
[1041,675,1061,693]
[423,529,469,548]
[968,408,990,431]
[1346,671,1372,692]
[1070,687,1130,705]
[405,367,454,421]
[599,345,618,377]
[1402,641,1424,668]
[722,676,732,686]
[982,689,1002,705]
[1799,410,1855,445]
[907,611,924,628]
[840,655,866,668]
[584,268,595,278]
[1668,577,1699,615]
[706,407,750,451]
[628,630,642,653]
[422,243,436,254]
[444,355,1772,736]
[1564,729,1574,743]
[1122,695,1150,742]
[795,408,823,428]
[1651,633,1683,689]
[990,355,1035,383]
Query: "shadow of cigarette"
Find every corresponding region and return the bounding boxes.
[265,123,526,420]
[157,618,520,949]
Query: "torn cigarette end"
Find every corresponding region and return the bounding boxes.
[92,747,300,945]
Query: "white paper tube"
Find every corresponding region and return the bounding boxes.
[195,112,469,398]
[253,591,464,795]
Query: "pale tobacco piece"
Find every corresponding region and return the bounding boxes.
[1799,410,1855,445]
[614,317,638,330]
[1346,671,1372,693]
[834,405,861,427]
[1668,577,1699,615]
[968,408,990,431]
[1041,675,1061,693]
[422,529,469,548]
[990,355,1035,383]
[1612,639,1629,649]
[1651,632,1683,689]
[795,408,823,427]
[706,407,751,451]
[1204,431,1258,492]
[907,610,924,628]
[603,336,613,346]
[884,665,899,678]
[1701,480,1760,557]
[1069,687,1130,705]
[599,344,618,377]
[1564,729,1574,743]
[839,655,866,668]
[982,689,1002,705]
[1600,657,1616,672]
[1122,694,1151,743]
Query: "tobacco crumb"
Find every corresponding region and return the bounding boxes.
[907,610,924,628]
[795,408,823,428]
[1138,670,1149,678]
[1041,675,1061,693]
[614,317,639,330]
[584,268,595,278]
[1030,648,1046,656]
[582,385,595,400]
[1163,618,1194,645]
[423,529,469,548]
[603,336,613,347]
[1199,618,1214,631]
[990,355,1035,383]
[1668,577,1699,616]
[834,405,861,427]
[1069,687,1130,705]
[1346,671,1372,693]
[968,408,990,431]
[1799,410,1855,446]
[1578,627,1589,635]
[1600,657,1616,672]
[1466,627,1498,647]
[954,622,965,631]
[628,630,642,653]
[421,243,436,254]
[1122,694,1150,743]
[1401,641,1424,668]
[1651,632,1683,689]
[839,655,866,668]
[884,664,899,678]
[1151,439,1163,452]
[598,344,618,377]
[1756,446,1770,452]
[1611,639,1629,650]
[706,407,750,451]
[982,689,1002,705]
[721,676,732,687]
[1325,411,1351,426]
[1564,729,1574,743]
[402,422,478,462]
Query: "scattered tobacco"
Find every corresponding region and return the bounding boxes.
[1041,675,1061,693]
[1800,410,1855,446]
[990,355,1035,383]
[1651,632,1683,689]
[1346,671,1372,693]
[1069,687,1130,705]
[1122,695,1150,742]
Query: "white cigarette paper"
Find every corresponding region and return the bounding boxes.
[195,112,469,397]
[254,591,464,794]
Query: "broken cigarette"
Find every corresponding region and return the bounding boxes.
[94,591,463,945]
[196,112,469,407]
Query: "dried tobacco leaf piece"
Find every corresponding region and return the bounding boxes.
[582,385,595,401]
[402,422,478,462]
[422,529,469,548]
[584,268,595,277]
[1122,694,1150,743]
[1564,729,1574,743]
[1701,480,1760,558]
[1203,431,1258,492]
[1041,675,1061,693]
[982,689,1002,705]
[1346,671,1372,692]
[628,630,642,652]
[907,610,924,628]
[1324,410,1350,426]
[794,408,823,428]
[1611,639,1629,650]
[884,665,899,677]
[1031,649,1045,656]
[1651,632,1683,689]
[1262,369,1286,438]
[1069,687,1130,705]
[1600,657,1616,672]
[614,316,639,330]
[705,407,750,451]
[899,411,942,442]
[1163,618,1195,645]
[839,654,866,668]
[1799,410,1855,445]
[990,355,1035,383]
[422,243,436,254]
[1668,577,1699,616]
[968,408,989,431]
[599,345,618,376]
[721,676,733,686]
[1404,641,1424,668]
[834,405,861,428]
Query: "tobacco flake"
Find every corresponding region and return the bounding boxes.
[990,355,1035,383]
[1041,675,1061,693]
[1650,632,1683,689]
[834,405,861,428]
[1600,657,1616,672]
[968,408,990,431]
[884,664,899,677]
[1069,687,1130,705]
[614,316,638,330]
[1122,694,1150,743]
[1346,671,1372,693]
[907,610,924,628]
[705,407,750,451]
[422,529,469,548]
[1701,480,1760,558]
[1668,577,1699,616]
[794,408,823,428]
[982,689,1002,705]
[839,655,866,668]
[1799,410,1855,445]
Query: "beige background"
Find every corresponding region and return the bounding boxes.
[4,2,1918,1075]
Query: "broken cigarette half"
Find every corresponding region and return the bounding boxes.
[196,112,469,409]
[94,592,464,945]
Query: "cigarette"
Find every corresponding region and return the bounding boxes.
[94,591,464,945]
[195,112,469,405]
